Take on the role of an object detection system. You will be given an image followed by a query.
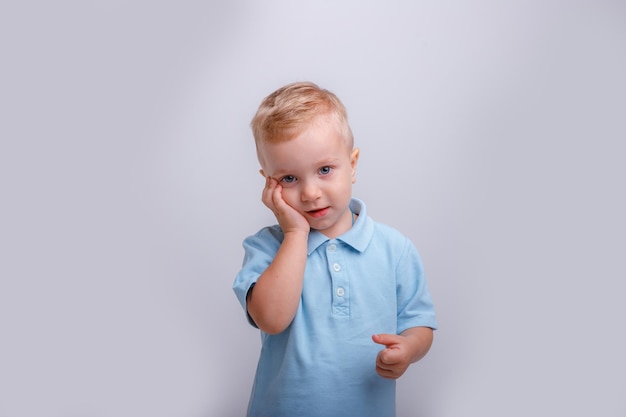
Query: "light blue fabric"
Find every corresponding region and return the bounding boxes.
[233,198,437,417]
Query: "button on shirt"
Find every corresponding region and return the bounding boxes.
[233,198,437,417]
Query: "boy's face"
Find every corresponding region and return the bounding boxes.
[258,116,359,238]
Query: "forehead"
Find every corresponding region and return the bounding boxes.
[258,118,350,173]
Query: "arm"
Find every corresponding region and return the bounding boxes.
[372,326,434,379]
[246,177,310,335]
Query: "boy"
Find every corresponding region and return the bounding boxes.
[233,82,437,417]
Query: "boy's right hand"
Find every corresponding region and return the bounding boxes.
[262,177,310,234]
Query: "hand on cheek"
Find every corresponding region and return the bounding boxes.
[261,177,310,234]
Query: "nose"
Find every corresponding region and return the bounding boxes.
[300,180,322,202]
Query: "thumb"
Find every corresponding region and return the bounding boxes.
[372,333,403,348]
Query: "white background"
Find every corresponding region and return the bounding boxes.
[1,1,625,416]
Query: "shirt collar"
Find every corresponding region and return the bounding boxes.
[307,198,374,255]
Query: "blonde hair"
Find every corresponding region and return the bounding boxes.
[251,82,354,152]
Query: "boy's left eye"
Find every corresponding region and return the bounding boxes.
[319,166,332,175]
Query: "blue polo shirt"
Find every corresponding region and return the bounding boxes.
[233,198,437,417]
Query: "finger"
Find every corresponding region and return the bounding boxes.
[271,182,290,213]
[376,352,392,368]
[377,347,403,366]
[375,360,400,379]
[372,333,403,348]
[377,351,407,377]
[376,365,402,380]
[262,177,277,209]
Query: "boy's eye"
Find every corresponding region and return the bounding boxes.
[281,175,296,183]
[319,166,332,175]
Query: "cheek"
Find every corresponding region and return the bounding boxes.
[342,180,355,202]
[339,173,354,192]
[326,178,351,202]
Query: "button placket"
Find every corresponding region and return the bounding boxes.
[326,240,349,316]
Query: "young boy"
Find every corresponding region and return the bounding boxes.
[233,82,437,417]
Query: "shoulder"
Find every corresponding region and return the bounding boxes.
[242,224,284,253]
[368,219,421,264]
[371,220,411,248]
[243,224,284,242]
[248,224,284,242]
[372,220,406,240]
[353,198,409,246]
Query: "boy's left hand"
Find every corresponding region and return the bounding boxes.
[372,327,433,379]
[372,333,413,379]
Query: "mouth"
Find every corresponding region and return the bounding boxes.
[306,207,329,218]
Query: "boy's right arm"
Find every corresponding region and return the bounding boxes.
[246,178,309,335]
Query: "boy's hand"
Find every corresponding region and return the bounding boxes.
[372,327,433,379]
[262,177,310,234]
[372,333,414,379]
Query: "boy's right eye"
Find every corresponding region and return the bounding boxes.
[281,175,296,183]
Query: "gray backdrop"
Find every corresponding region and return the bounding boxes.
[1,1,625,416]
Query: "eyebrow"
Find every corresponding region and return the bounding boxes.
[271,157,341,178]
[315,157,341,166]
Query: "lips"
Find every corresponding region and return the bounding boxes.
[306,207,329,218]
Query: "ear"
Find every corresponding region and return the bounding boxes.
[259,169,266,178]
[350,148,360,184]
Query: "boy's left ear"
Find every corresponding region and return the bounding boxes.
[350,148,360,183]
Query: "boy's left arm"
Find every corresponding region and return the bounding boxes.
[372,326,433,379]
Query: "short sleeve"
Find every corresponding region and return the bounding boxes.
[232,226,283,327]
[395,238,438,333]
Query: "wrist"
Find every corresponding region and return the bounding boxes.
[401,327,434,364]
[282,228,310,240]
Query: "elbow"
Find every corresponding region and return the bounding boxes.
[252,314,292,335]
[260,323,289,335]
[246,288,296,334]
[248,305,292,334]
